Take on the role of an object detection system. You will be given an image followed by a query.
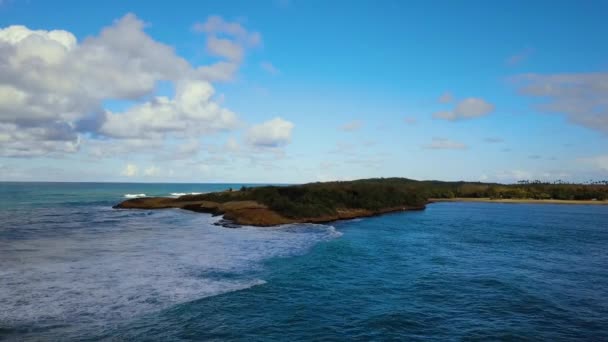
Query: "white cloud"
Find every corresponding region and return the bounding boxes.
[0,14,256,157]
[0,122,81,157]
[438,91,454,104]
[196,61,240,82]
[432,111,457,121]
[192,16,261,47]
[247,117,294,148]
[100,80,239,139]
[433,97,495,121]
[260,61,280,75]
[174,139,201,158]
[340,120,362,132]
[191,16,262,82]
[121,164,138,177]
[515,72,608,134]
[454,98,494,118]
[85,138,163,158]
[422,137,468,150]
[206,36,243,62]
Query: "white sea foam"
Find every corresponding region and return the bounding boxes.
[124,193,146,198]
[0,208,341,335]
[169,192,203,197]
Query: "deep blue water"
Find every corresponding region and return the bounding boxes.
[1,182,608,341]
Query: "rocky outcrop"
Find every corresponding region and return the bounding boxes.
[113,197,425,227]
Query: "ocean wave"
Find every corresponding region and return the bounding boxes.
[0,210,341,337]
[261,222,344,238]
[325,225,344,238]
[124,193,146,198]
[169,192,203,197]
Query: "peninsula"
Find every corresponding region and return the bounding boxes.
[114,178,608,227]
[114,179,428,226]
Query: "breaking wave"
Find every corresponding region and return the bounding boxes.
[124,193,146,198]
[0,207,341,338]
[169,192,203,197]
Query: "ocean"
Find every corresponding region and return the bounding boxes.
[1,182,607,341]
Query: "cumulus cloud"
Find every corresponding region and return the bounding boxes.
[0,122,81,157]
[438,91,454,104]
[100,80,239,139]
[514,72,608,134]
[433,97,495,121]
[0,14,257,157]
[192,16,261,81]
[422,137,468,150]
[196,61,240,82]
[247,117,294,148]
[340,120,362,132]
[206,36,244,62]
[260,61,280,75]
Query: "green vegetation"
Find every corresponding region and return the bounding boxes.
[178,178,608,219]
[415,180,608,201]
[180,179,427,218]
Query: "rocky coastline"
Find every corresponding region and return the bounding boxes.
[113,196,426,227]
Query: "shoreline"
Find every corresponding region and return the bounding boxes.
[114,196,607,228]
[114,197,427,227]
[113,176,608,228]
[429,198,608,205]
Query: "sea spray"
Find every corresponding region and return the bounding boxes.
[124,193,146,198]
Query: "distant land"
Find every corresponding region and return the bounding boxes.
[114,178,608,227]
[431,198,608,205]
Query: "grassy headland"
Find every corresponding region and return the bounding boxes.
[114,178,608,226]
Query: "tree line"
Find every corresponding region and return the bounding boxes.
[180,178,608,219]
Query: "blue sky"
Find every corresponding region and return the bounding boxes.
[1,0,607,183]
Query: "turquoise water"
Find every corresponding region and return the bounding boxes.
[1,183,608,340]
